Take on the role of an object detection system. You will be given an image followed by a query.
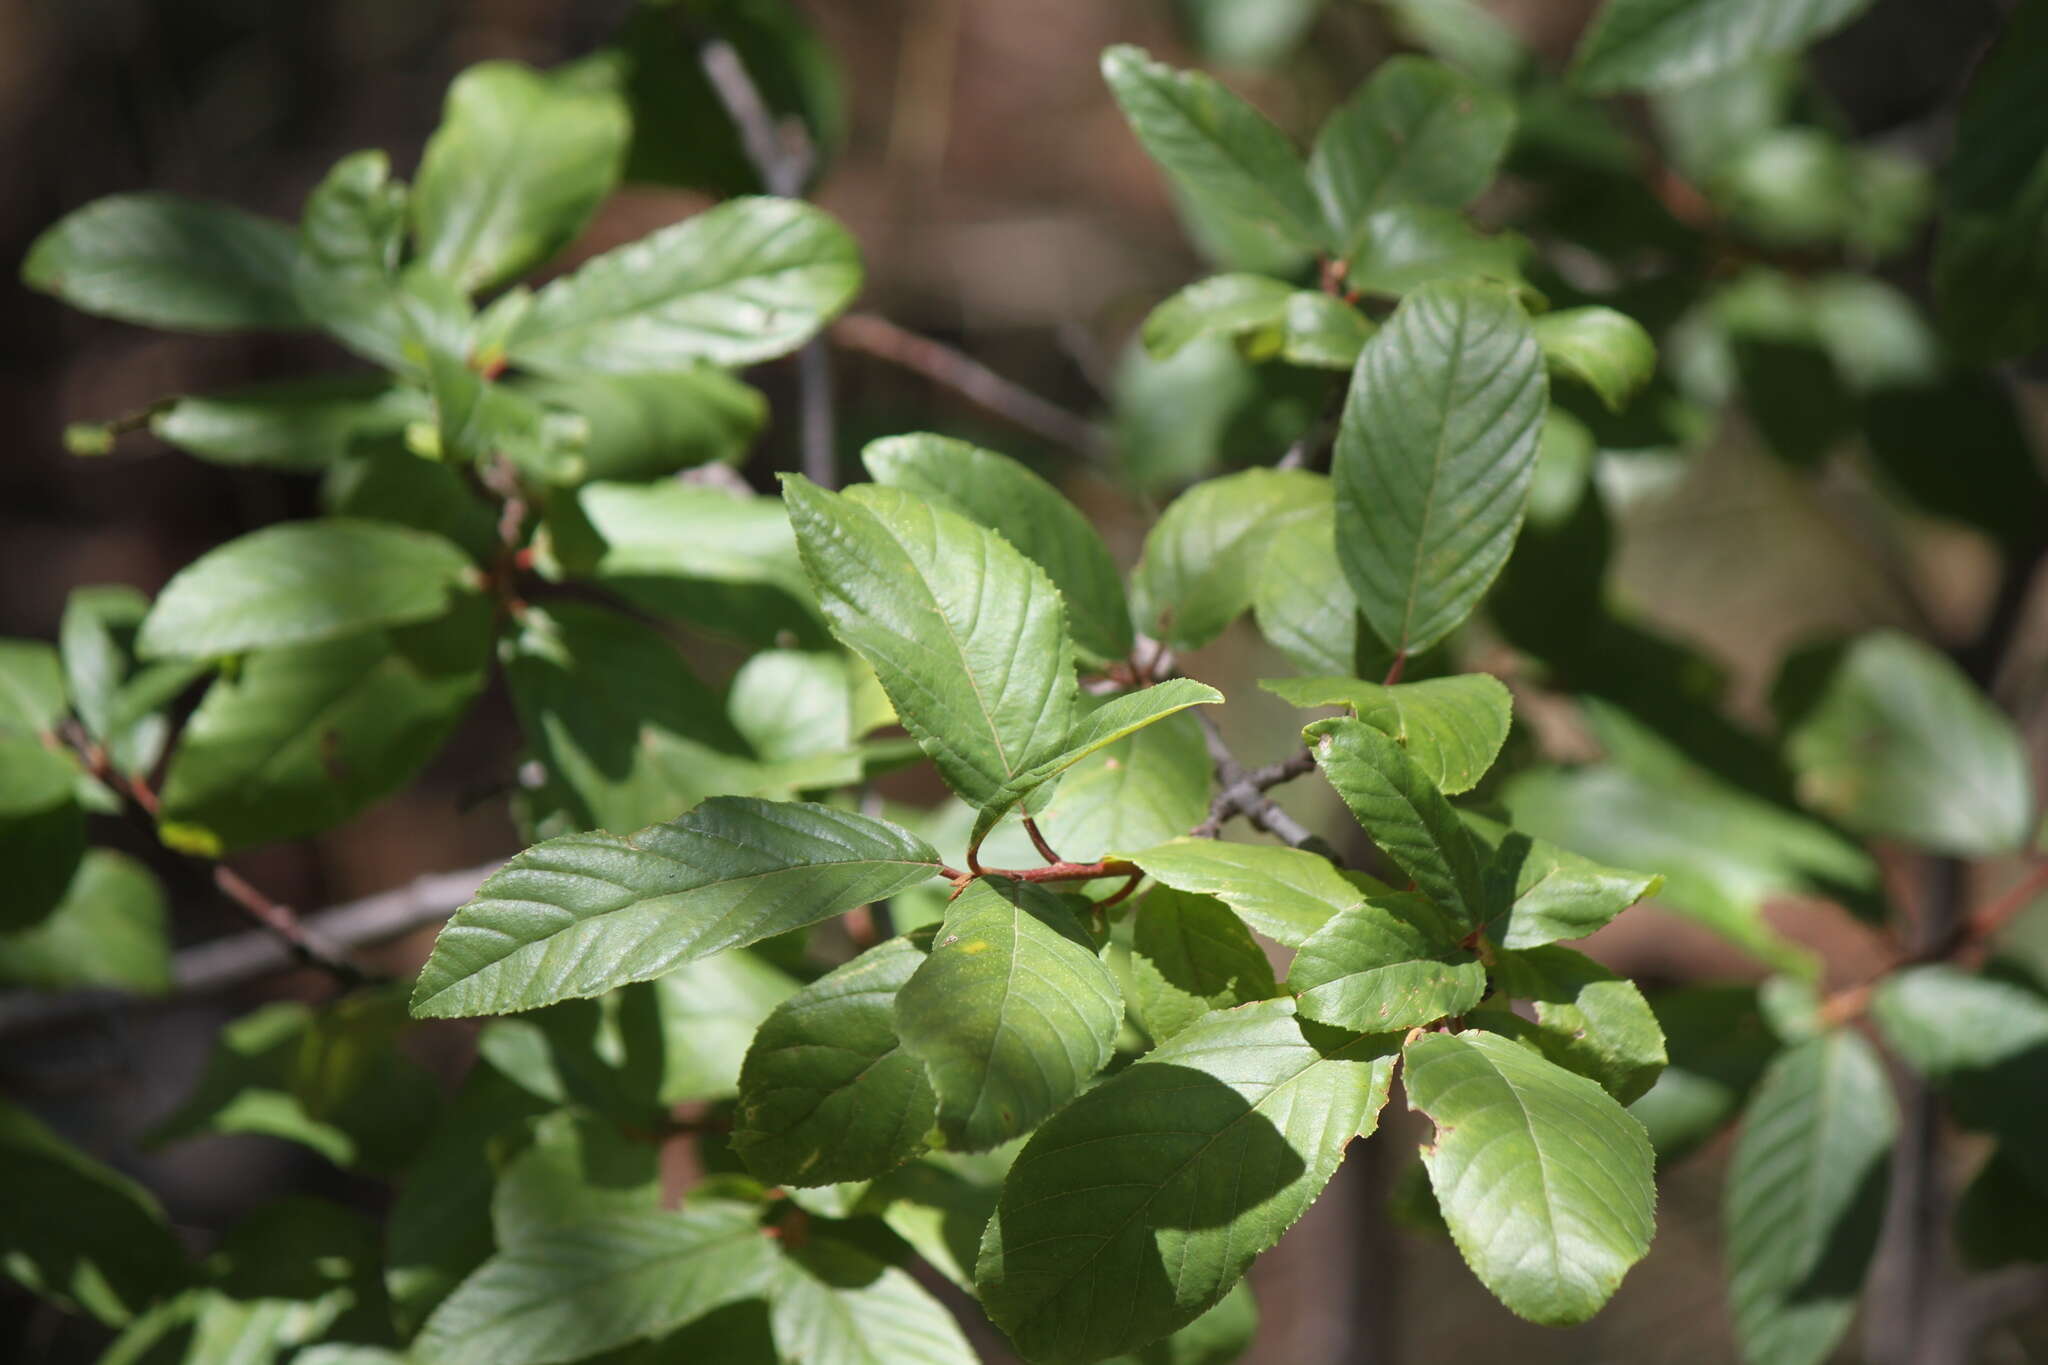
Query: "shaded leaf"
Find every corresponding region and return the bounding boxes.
[1725,1031,1893,1365]
[1532,306,1656,412]
[150,376,420,473]
[413,798,939,1018]
[0,640,65,735]
[1251,509,1360,676]
[768,1238,978,1365]
[1627,985,1777,1161]
[651,950,798,1105]
[1034,711,1212,864]
[513,368,766,482]
[414,1203,779,1365]
[1339,205,1532,297]
[1483,946,1667,1103]
[491,1111,661,1250]
[1130,887,1279,1042]
[1125,838,1378,947]
[977,999,1397,1362]
[1463,812,1661,949]
[895,878,1123,1151]
[1289,890,1483,1031]
[1129,468,1329,650]
[0,850,170,993]
[1572,0,1876,94]
[0,731,86,931]
[734,935,939,1186]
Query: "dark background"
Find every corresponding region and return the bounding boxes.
[2,1,2040,1361]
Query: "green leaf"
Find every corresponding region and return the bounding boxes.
[23,192,309,332]
[1462,812,1662,949]
[970,680,1223,848]
[1130,887,1280,1041]
[1288,891,1484,1031]
[734,935,939,1186]
[508,197,862,372]
[1571,0,1876,94]
[651,951,798,1105]
[1173,0,1322,67]
[1402,1029,1655,1325]
[0,850,170,993]
[513,368,766,482]
[895,878,1123,1151]
[785,477,1077,807]
[1934,0,2048,358]
[150,993,440,1174]
[1481,947,1667,1103]
[1130,468,1329,649]
[1280,290,1376,369]
[1125,838,1377,947]
[147,376,418,473]
[155,598,490,855]
[768,1238,978,1365]
[1334,280,1547,656]
[323,440,501,563]
[413,798,940,1018]
[1339,204,1532,297]
[865,434,1133,664]
[0,1099,189,1325]
[491,1111,661,1249]
[1870,964,2048,1081]
[503,603,770,836]
[1142,274,1293,360]
[1105,1280,1258,1365]
[1309,55,1515,247]
[136,519,476,659]
[977,999,1397,1362]
[1775,631,2035,857]
[292,150,413,369]
[0,640,65,735]
[411,61,628,293]
[1381,0,1528,82]
[1532,307,1656,412]
[61,584,187,778]
[553,480,823,646]
[1307,717,1488,924]
[1113,334,1328,492]
[0,731,86,931]
[414,1203,779,1365]
[1032,711,1213,865]
[1251,508,1361,676]
[866,1153,1011,1292]
[1263,673,1510,795]
[1100,45,1329,258]
[1725,1031,1893,1365]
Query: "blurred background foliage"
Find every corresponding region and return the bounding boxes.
[3,0,2045,1360]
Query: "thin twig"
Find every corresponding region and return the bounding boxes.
[699,36,838,487]
[1190,712,1327,852]
[831,313,1112,462]
[0,861,501,1038]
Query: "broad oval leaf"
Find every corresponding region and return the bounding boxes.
[768,1238,979,1365]
[733,935,939,1187]
[1571,0,1876,94]
[1334,280,1547,656]
[150,376,418,473]
[0,849,169,994]
[509,197,862,372]
[785,476,1078,807]
[410,799,941,1019]
[894,878,1123,1151]
[1775,631,2036,857]
[1129,468,1329,650]
[411,60,629,293]
[514,368,766,481]
[1309,56,1515,247]
[23,192,309,333]
[1264,672,1511,795]
[0,731,87,931]
[970,679,1222,848]
[1870,964,2048,1081]
[865,434,1133,664]
[1129,887,1280,1042]
[1483,946,1667,1103]
[1288,891,1485,1031]
[1403,1029,1655,1325]
[976,999,1397,1363]
[136,519,476,660]
[1463,812,1662,949]
[156,598,492,855]
[1307,717,1488,925]
[1251,508,1361,676]
[1532,306,1657,412]
[1033,710,1212,864]
[0,640,66,736]
[414,1203,778,1365]
[1101,46,1328,259]
[1125,838,1382,948]
[1724,1031,1894,1365]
